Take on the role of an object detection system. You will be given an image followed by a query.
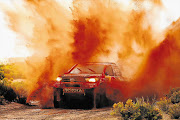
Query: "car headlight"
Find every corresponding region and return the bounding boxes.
[85,78,98,82]
[56,77,62,81]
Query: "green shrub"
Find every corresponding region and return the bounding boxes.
[0,80,17,102]
[157,88,180,119]
[3,88,17,102]
[156,97,171,112]
[167,87,180,104]
[111,98,162,120]
[168,103,180,119]
[11,81,28,99]
[0,64,25,102]
[170,91,180,104]
[0,64,25,80]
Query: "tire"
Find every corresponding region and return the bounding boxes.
[95,93,101,108]
[87,89,106,108]
[86,88,106,108]
[54,95,60,108]
[85,89,95,109]
[95,93,105,108]
[95,92,108,108]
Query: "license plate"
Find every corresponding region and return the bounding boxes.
[63,88,84,93]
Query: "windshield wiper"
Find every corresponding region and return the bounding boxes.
[87,68,96,73]
[77,68,82,72]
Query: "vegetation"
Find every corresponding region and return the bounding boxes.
[111,98,162,120]
[0,64,24,80]
[111,87,180,120]
[11,81,28,104]
[166,87,180,104]
[156,97,171,112]
[168,103,180,119]
[0,64,25,104]
[157,87,180,119]
[0,80,17,104]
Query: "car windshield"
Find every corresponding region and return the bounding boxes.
[70,64,105,74]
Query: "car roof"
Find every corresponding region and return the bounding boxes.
[80,62,116,65]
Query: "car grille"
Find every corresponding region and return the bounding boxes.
[62,77,85,82]
[65,84,81,87]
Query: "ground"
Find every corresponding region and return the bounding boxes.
[0,102,119,120]
[0,102,173,120]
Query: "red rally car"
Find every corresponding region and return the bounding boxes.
[53,62,127,108]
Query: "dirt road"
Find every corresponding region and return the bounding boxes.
[0,102,119,120]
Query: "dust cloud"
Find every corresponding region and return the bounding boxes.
[1,0,179,106]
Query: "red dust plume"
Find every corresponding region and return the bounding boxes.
[1,0,180,106]
[128,19,180,99]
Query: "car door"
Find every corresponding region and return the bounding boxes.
[104,65,114,83]
[112,64,124,81]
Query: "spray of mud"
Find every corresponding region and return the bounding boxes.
[2,0,74,108]
[128,18,180,99]
[1,0,179,106]
[71,0,161,78]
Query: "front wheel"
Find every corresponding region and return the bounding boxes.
[54,95,60,108]
[95,93,108,108]
[86,89,108,108]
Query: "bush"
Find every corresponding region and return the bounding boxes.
[0,64,25,103]
[157,88,180,119]
[167,87,180,104]
[11,81,28,104]
[168,103,180,119]
[111,98,162,120]
[156,97,171,112]
[4,88,17,102]
[11,81,27,97]
[0,80,17,102]
[0,64,25,80]
[170,91,180,104]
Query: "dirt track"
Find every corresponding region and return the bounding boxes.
[0,102,119,120]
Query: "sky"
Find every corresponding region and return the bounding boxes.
[0,0,180,59]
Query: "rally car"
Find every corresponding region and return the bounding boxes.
[53,62,127,108]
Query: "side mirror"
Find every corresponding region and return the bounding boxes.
[105,72,109,76]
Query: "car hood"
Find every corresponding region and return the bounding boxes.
[62,74,102,78]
